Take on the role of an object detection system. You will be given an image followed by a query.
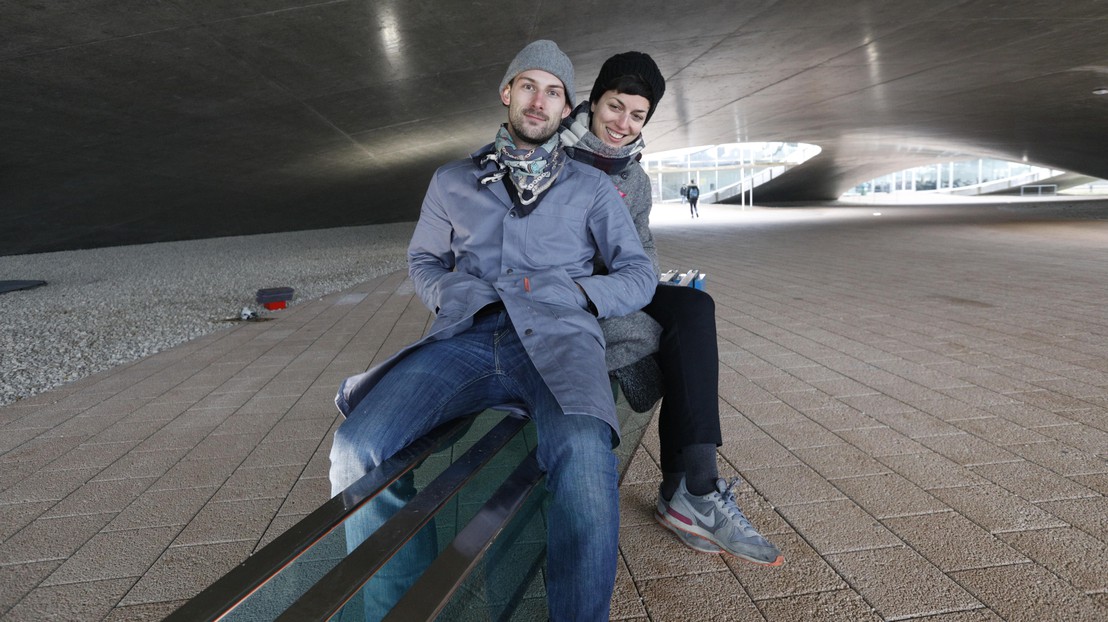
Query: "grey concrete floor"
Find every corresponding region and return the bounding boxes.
[2,201,1107,621]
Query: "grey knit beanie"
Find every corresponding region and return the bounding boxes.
[499,40,576,107]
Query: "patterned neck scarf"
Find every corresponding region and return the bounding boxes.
[477,124,566,207]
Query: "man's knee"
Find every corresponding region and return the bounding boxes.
[328,413,394,494]
[540,415,617,489]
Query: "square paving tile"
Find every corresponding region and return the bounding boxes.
[826,545,980,620]
[948,417,1051,446]
[0,559,60,613]
[172,496,283,546]
[756,588,881,621]
[104,486,217,532]
[119,540,255,605]
[1035,496,1108,538]
[798,403,881,431]
[882,510,1027,572]
[831,472,947,518]
[0,512,114,566]
[970,460,1098,503]
[41,477,155,519]
[794,443,891,480]
[837,426,927,457]
[951,562,1106,621]
[0,500,52,543]
[743,465,845,507]
[761,419,841,449]
[3,577,135,622]
[636,570,762,621]
[880,451,986,490]
[873,409,964,439]
[930,482,1072,534]
[917,433,1020,467]
[718,434,801,471]
[101,599,187,621]
[43,525,181,586]
[776,499,901,555]
[1004,441,1108,476]
[997,527,1108,592]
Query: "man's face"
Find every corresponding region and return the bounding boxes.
[500,69,572,148]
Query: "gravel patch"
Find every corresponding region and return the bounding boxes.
[0,223,415,406]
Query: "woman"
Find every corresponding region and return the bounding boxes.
[560,52,782,566]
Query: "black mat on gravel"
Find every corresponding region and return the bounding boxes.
[0,280,47,294]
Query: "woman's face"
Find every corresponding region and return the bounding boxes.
[590,89,651,148]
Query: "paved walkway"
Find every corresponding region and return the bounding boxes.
[2,202,1106,621]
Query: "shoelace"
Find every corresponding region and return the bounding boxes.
[713,478,760,537]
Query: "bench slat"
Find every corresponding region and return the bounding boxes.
[276,415,529,621]
[384,451,545,621]
[164,415,475,622]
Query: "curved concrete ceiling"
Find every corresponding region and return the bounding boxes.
[3,1,1107,255]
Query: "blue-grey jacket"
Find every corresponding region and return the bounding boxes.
[335,144,657,440]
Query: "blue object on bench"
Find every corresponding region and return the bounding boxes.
[660,268,707,289]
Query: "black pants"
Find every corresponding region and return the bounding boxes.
[688,198,699,216]
[642,284,722,473]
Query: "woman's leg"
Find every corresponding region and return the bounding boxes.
[642,285,722,495]
[644,286,782,564]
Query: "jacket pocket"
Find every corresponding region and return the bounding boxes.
[526,266,589,314]
[521,208,588,265]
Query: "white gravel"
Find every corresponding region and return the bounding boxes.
[0,223,415,406]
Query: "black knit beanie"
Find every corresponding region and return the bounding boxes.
[588,51,666,124]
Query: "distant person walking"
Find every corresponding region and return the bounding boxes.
[687,180,700,217]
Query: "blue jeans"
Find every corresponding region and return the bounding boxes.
[329,311,619,621]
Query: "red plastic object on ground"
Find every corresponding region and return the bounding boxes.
[256,287,294,311]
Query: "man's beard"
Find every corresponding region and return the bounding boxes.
[508,107,558,146]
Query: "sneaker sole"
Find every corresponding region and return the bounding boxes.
[659,509,784,567]
[654,511,722,554]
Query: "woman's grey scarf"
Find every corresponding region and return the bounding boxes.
[559,102,646,174]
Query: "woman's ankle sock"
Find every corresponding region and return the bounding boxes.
[660,471,684,502]
[683,443,719,496]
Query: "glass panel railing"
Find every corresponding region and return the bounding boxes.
[171,383,654,622]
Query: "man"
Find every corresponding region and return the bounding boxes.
[687,179,700,217]
[329,40,656,620]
